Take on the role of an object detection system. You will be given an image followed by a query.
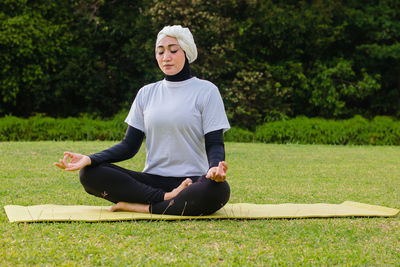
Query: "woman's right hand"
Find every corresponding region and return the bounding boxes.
[54,152,91,171]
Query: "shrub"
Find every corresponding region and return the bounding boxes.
[1,114,399,145]
[0,114,126,141]
[224,127,254,143]
[254,115,400,145]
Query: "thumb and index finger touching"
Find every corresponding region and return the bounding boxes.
[206,161,228,181]
[53,151,78,171]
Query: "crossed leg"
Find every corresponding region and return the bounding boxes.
[79,163,230,215]
[109,178,193,213]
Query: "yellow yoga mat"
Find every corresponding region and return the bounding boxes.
[4,201,399,223]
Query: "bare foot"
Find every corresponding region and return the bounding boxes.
[110,202,150,213]
[110,178,192,213]
[164,178,192,200]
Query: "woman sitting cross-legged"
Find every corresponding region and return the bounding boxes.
[54,25,231,216]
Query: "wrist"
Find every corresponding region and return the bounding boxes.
[85,155,92,166]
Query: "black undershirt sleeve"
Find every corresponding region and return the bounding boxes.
[88,126,145,166]
[205,129,225,169]
[89,126,224,169]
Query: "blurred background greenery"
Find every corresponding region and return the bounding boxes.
[1,0,399,130]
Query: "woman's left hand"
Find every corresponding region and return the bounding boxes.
[206,161,228,182]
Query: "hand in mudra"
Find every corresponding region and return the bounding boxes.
[206,161,228,182]
[54,152,91,171]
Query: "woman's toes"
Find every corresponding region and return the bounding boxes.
[110,203,120,212]
[183,178,192,187]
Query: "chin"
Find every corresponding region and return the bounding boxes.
[163,70,179,76]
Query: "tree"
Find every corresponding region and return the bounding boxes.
[0,0,73,116]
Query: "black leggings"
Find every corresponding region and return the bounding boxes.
[79,163,230,216]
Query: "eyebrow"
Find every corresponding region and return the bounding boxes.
[157,44,179,49]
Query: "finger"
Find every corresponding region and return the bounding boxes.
[217,174,226,182]
[53,162,65,169]
[219,161,228,172]
[216,163,223,176]
[216,165,225,177]
[215,162,227,182]
[63,151,76,158]
[215,174,226,182]
[62,153,72,166]
[206,168,217,179]
[65,166,79,171]
[55,160,67,169]
[212,175,224,182]
[65,160,87,171]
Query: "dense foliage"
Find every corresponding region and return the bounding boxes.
[251,115,400,145]
[1,1,399,128]
[1,114,399,145]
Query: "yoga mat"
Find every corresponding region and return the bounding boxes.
[4,201,399,223]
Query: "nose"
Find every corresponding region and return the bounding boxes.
[162,51,172,61]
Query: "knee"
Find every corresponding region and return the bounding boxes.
[211,180,231,205]
[79,165,95,187]
[201,180,231,213]
[201,176,230,197]
[159,180,231,216]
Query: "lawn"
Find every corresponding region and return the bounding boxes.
[1,141,399,265]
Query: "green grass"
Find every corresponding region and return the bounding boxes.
[1,141,399,265]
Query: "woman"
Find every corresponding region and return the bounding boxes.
[55,25,231,216]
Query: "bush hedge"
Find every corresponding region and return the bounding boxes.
[1,114,399,145]
[0,114,126,141]
[251,115,400,145]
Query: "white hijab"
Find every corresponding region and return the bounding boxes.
[156,25,198,63]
